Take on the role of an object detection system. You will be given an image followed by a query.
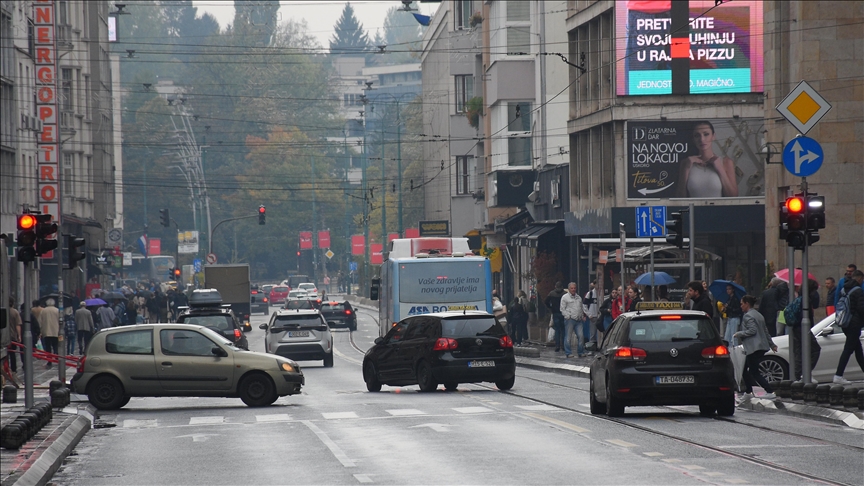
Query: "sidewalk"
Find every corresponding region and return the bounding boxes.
[1,364,94,486]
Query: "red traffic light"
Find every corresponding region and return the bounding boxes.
[18,214,37,230]
[786,197,805,214]
[258,206,266,214]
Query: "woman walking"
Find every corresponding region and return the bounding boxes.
[734,295,778,400]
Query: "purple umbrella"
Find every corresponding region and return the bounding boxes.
[85,298,108,306]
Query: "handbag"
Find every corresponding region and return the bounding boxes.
[547,326,556,343]
[776,310,786,325]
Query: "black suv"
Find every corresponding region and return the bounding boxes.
[362,311,515,392]
[176,290,249,350]
[319,301,357,331]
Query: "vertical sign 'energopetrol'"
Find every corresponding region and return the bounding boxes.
[35,0,60,218]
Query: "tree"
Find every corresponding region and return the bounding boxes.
[329,3,369,55]
[382,3,424,64]
[233,0,280,47]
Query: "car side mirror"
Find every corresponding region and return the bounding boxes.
[374,337,384,345]
[259,323,268,330]
[212,347,228,358]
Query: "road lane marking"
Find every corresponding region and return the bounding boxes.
[515,404,560,411]
[189,416,224,425]
[386,409,427,416]
[606,439,638,448]
[354,474,373,483]
[323,412,359,419]
[256,414,292,422]
[522,412,590,433]
[703,472,725,477]
[681,465,705,470]
[662,458,682,463]
[333,346,363,365]
[452,407,493,414]
[724,479,748,484]
[123,419,157,428]
[410,423,451,432]
[643,452,664,457]
[302,420,355,468]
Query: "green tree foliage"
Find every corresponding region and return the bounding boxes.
[329,3,370,55]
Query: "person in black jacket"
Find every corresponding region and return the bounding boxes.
[759,279,781,337]
[833,270,864,384]
[687,281,715,327]
[544,282,567,352]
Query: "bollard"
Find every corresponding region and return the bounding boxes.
[50,389,67,408]
[2,384,17,403]
[842,387,860,409]
[829,385,845,406]
[37,401,53,419]
[10,418,34,439]
[49,380,64,394]
[815,384,831,404]
[858,389,864,411]
[777,380,792,399]
[802,383,818,403]
[26,406,48,427]
[62,388,71,407]
[0,424,27,449]
[790,381,805,401]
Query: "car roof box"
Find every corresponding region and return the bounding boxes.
[189,289,223,307]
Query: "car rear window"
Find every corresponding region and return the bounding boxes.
[321,303,346,312]
[105,330,153,355]
[298,284,315,290]
[285,300,313,309]
[273,287,289,293]
[179,315,234,331]
[441,317,505,338]
[628,317,718,342]
[273,314,323,329]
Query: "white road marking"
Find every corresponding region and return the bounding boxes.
[606,439,638,448]
[302,420,355,467]
[189,416,224,425]
[410,423,451,432]
[175,433,218,442]
[720,444,828,449]
[386,409,427,416]
[452,407,493,414]
[643,452,664,457]
[662,458,682,463]
[123,419,157,428]
[333,346,363,365]
[515,404,559,411]
[354,474,374,483]
[256,414,292,422]
[522,412,590,433]
[322,412,359,419]
[704,472,725,477]
[681,465,705,470]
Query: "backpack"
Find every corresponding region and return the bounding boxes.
[835,286,861,329]
[784,296,803,328]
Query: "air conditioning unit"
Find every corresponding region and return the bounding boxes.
[32,118,43,132]
[20,113,30,130]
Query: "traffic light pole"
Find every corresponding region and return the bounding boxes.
[23,262,34,408]
[208,213,259,256]
[785,188,796,373]
[800,181,812,383]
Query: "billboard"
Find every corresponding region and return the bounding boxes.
[178,231,199,254]
[626,118,765,200]
[616,0,763,96]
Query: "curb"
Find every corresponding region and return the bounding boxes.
[736,397,864,429]
[13,406,93,486]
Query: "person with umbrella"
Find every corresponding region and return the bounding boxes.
[75,302,95,353]
[92,299,116,331]
[733,295,778,400]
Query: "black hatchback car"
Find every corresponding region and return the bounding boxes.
[589,308,735,417]
[176,304,249,351]
[319,301,356,331]
[362,311,515,392]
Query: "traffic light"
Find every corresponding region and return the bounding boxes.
[172,268,181,279]
[807,195,825,230]
[65,234,86,269]
[160,208,170,227]
[34,214,58,255]
[16,214,37,262]
[258,205,266,225]
[665,212,684,248]
[778,202,789,241]
[784,196,807,249]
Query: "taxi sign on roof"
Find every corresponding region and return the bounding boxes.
[635,301,685,311]
[776,80,831,136]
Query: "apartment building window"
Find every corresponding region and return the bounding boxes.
[507,102,532,166]
[456,155,475,195]
[456,0,473,30]
[0,150,14,214]
[58,1,68,25]
[455,75,473,113]
[63,153,73,195]
[86,156,92,199]
[344,93,363,107]
[506,2,530,55]
[83,76,90,118]
[61,69,73,111]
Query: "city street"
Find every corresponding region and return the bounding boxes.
[50,303,864,485]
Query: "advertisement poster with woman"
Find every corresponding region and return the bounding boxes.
[626,118,764,199]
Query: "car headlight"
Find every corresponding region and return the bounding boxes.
[279,361,296,373]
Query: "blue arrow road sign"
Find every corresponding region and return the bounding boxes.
[193,259,202,273]
[349,261,358,272]
[636,206,666,238]
[783,136,823,177]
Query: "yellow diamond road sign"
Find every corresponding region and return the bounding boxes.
[776,80,832,135]
[325,249,334,260]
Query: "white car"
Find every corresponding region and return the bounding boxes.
[287,290,309,301]
[297,283,318,299]
[759,314,864,383]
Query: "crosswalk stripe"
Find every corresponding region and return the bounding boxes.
[515,404,559,411]
[452,407,493,414]
[123,419,157,428]
[322,412,358,419]
[189,416,224,425]
[256,414,292,422]
[386,409,427,416]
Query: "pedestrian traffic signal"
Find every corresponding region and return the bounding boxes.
[665,212,684,248]
[34,214,58,255]
[160,208,170,227]
[16,214,38,262]
[784,196,807,249]
[807,195,825,230]
[258,205,266,225]
[66,235,86,269]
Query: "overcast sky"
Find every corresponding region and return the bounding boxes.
[192,1,438,48]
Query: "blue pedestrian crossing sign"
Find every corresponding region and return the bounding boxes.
[782,137,823,177]
[636,206,666,238]
[193,259,202,273]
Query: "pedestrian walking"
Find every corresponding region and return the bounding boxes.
[30,300,44,344]
[733,295,778,400]
[758,279,781,337]
[126,295,138,325]
[824,277,837,316]
[688,281,715,321]
[583,281,600,350]
[38,298,60,367]
[492,290,507,333]
[545,282,566,352]
[508,290,529,346]
[625,286,642,312]
[834,264,862,307]
[723,284,743,347]
[611,286,628,320]
[97,303,117,331]
[560,282,585,358]
[75,302,95,354]
[599,289,616,335]
[64,307,77,355]
[7,297,22,373]
[833,270,864,384]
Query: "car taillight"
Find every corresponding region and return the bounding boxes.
[433,337,459,351]
[499,335,513,348]
[234,329,241,340]
[702,345,730,358]
[345,310,352,315]
[613,346,647,360]
[659,315,682,320]
[263,297,268,303]
[77,356,86,373]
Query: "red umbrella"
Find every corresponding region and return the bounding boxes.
[774,268,818,286]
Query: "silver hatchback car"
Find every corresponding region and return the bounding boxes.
[260,309,333,367]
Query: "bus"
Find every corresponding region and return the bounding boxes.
[124,255,176,282]
[372,238,493,336]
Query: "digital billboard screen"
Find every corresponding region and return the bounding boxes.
[616,0,763,96]
[626,118,765,200]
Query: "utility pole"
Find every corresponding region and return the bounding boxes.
[312,155,318,285]
[380,107,386,254]
[396,102,403,238]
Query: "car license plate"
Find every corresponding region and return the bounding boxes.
[468,360,494,368]
[655,375,695,384]
[287,331,310,338]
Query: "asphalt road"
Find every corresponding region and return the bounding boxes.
[52,304,864,485]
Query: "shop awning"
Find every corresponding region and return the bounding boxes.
[512,224,557,247]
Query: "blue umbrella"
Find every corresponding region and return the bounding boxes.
[709,280,745,305]
[85,298,108,307]
[634,271,676,286]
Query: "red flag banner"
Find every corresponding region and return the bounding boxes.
[351,235,364,255]
[371,244,383,265]
[388,233,399,243]
[299,232,313,249]
[148,238,161,256]
[318,230,331,249]
[405,228,420,238]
